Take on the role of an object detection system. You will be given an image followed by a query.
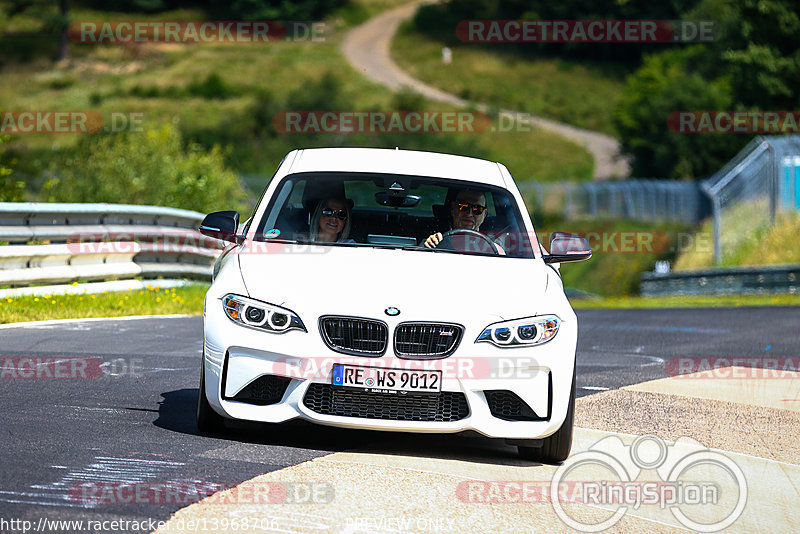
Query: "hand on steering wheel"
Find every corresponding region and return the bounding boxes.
[426,229,500,254]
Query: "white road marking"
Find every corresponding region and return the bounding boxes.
[587,346,666,364]
[4,456,185,508]
[0,314,195,330]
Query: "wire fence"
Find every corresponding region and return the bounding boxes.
[517,179,709,224]
[518,135,800,269]
[702,135,800,265]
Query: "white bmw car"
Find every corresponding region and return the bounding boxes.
[198,147,591,462]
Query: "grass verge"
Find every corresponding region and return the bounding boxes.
[539,217,689,297]
[675,209,800,271]
[572,293,800,309]
[1,281,795,324]
[391,24,626,137]
[3,4,595,191]
[0,283,208,324]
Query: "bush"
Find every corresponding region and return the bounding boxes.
[43,123,248,214]
[183,71,491,176]
[0,133,25,202]
[186,72,237,100]
[541,217,689,296]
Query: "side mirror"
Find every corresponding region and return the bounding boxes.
[199,211,240,243]
[543,231,592,264]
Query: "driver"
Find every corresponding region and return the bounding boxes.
[424,189,502,253]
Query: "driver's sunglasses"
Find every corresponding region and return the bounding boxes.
[322,208,348,221]
[455,202,487,215]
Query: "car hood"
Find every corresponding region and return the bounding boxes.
[237,243,549,325]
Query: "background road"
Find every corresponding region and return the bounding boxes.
[341,1,630,180]
[0,308,796,529]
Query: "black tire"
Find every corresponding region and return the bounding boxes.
[518,371,576,464]
[197,361,226,434]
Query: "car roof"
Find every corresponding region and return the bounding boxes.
[286,147,507,187]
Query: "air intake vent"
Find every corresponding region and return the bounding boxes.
[484,390,545,421]
[230,375,291,405]
[303,383,469,422]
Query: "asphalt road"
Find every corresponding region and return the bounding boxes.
[0,307,796,531]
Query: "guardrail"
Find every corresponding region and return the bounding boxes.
[640,264,800,296]
[0,202,220,297]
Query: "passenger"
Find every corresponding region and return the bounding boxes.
[310,197,352,243]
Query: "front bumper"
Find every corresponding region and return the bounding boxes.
[203,300,577,441]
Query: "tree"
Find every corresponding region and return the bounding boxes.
[4,0,70,60]
[615,0,800,177]
[614,47,740,178]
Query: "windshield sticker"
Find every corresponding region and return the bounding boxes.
[265,229,281,239]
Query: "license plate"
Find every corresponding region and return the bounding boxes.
[332,364,442,394]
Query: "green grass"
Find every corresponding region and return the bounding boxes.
[674,205,800,271]
[391,24,626,136]
[572,293,800,309]
[2,4,595,191]
[332,0,416,27]
[539,217,689,296]
[0,283,208,324]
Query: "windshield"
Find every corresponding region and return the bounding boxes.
[253,172,537,259]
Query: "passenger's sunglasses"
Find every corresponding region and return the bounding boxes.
[455,202,487,215]
[322,208,348,221]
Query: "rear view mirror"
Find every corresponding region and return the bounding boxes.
[374,192,421,207]
[199,211,240,243]
[544,232,592,264]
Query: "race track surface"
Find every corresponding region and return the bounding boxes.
[0,308,797,532]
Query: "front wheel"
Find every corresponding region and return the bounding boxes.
[197,359,226,434]
[518,371,576,464]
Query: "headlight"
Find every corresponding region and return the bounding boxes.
[476,315,560,347]
[222,294,306,334]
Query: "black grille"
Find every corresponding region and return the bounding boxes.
[303,383,469,422]
[230,375,292,405]
[394,322,463,358]
[485,390,544,421]
[320,316,388,356]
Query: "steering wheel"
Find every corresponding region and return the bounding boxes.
[437,229,500,254]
